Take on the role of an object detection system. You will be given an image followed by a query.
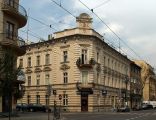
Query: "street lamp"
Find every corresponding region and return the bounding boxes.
[124,77,129,107]
[46,84,52,120]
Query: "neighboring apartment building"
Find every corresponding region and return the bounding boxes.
[0,0,27,112]
[130,62,142,109]
[134,60,156,101]
[17,13,132,112]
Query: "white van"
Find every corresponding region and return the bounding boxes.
[143,101,156,108]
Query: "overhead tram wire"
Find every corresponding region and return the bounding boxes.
[20,30,44,40]
[28,16,58,31]
[50,0,123,59]
[50,0,135,60]
[20,29,76,62]
[50,0,76,18]
[92,0,111,10]
[78,0,142,60]
[27,14,78,56]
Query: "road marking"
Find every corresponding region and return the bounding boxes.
[125,112,152,120]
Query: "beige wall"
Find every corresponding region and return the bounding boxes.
[17,13,132,112]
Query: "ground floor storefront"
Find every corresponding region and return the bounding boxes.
[20,84,134,112]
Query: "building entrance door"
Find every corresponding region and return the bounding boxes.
[81,94,88,111]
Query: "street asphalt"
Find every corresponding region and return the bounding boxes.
[1,109,156,120]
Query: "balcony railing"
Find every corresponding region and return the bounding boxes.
[0,32,26,55]
[76,58,96,68]
[2,0,27,27]
[76,82,94,94]
[0,32,25,47]
[17,36,26,47]
[2,0,27,17]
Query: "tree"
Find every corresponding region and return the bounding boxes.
[0,48,25,113]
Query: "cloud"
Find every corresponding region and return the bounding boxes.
[20,0,156,68]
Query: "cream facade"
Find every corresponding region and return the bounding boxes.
[17,13,132,112]
[134,60,156,101]
[0,0,27,112]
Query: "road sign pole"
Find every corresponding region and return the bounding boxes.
[46,85,52,120]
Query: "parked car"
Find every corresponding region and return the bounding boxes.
[142,104,153,110]
[16,103,28,111]
[27,103,51,112]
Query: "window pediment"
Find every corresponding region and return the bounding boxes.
[34,67,42,73]
[25,69,33,74]
[60,64,70,70]
[43,67,52,72]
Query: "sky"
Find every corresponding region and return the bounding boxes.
[19,0,156,69]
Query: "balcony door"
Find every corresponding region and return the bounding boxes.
[81,49,88,64]
[82,71,88,85]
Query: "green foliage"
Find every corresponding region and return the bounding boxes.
[0,48,25,99]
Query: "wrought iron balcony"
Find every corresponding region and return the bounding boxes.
[76,58,96,69]
[1,0,27,28]
[0,32,26,56]
[76,82,94,94]
[76,82,95,89]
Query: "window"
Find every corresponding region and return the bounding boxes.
[6,0,14,7]
[112,60,114,69]
[36,95,40,104]
[27,57,31,67]
[97,52,99,63]
[97,72,100,84]
[63,72,68,84]
[45,54,50,65]
[63,94,68,106]
[45,73,50,85]
[114,62,117,70]
[28,76,31,86]
[108,58,110,67]
[81,49,87,64]
[81,71,88,85]
[104,76,106,85]
[19,58,23,67]
[108,77,110,86]
[63,51,68,62]
[36,55,40,66]
[27,95,31,104]
[104,57,106,66]
[36,74,40,85]
[6,21,14,39]
[45,95,49,105]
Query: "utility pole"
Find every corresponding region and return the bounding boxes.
[47,84,52,120]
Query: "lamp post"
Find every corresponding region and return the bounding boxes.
[46,84,52,120]
[125,77,129,107]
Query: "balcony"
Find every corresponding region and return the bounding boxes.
[76,58,96,69]
[76,82,94,94]
[0,33,26,56]
[1,0,27,28]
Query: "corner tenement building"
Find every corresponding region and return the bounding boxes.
[17,13,143,112]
